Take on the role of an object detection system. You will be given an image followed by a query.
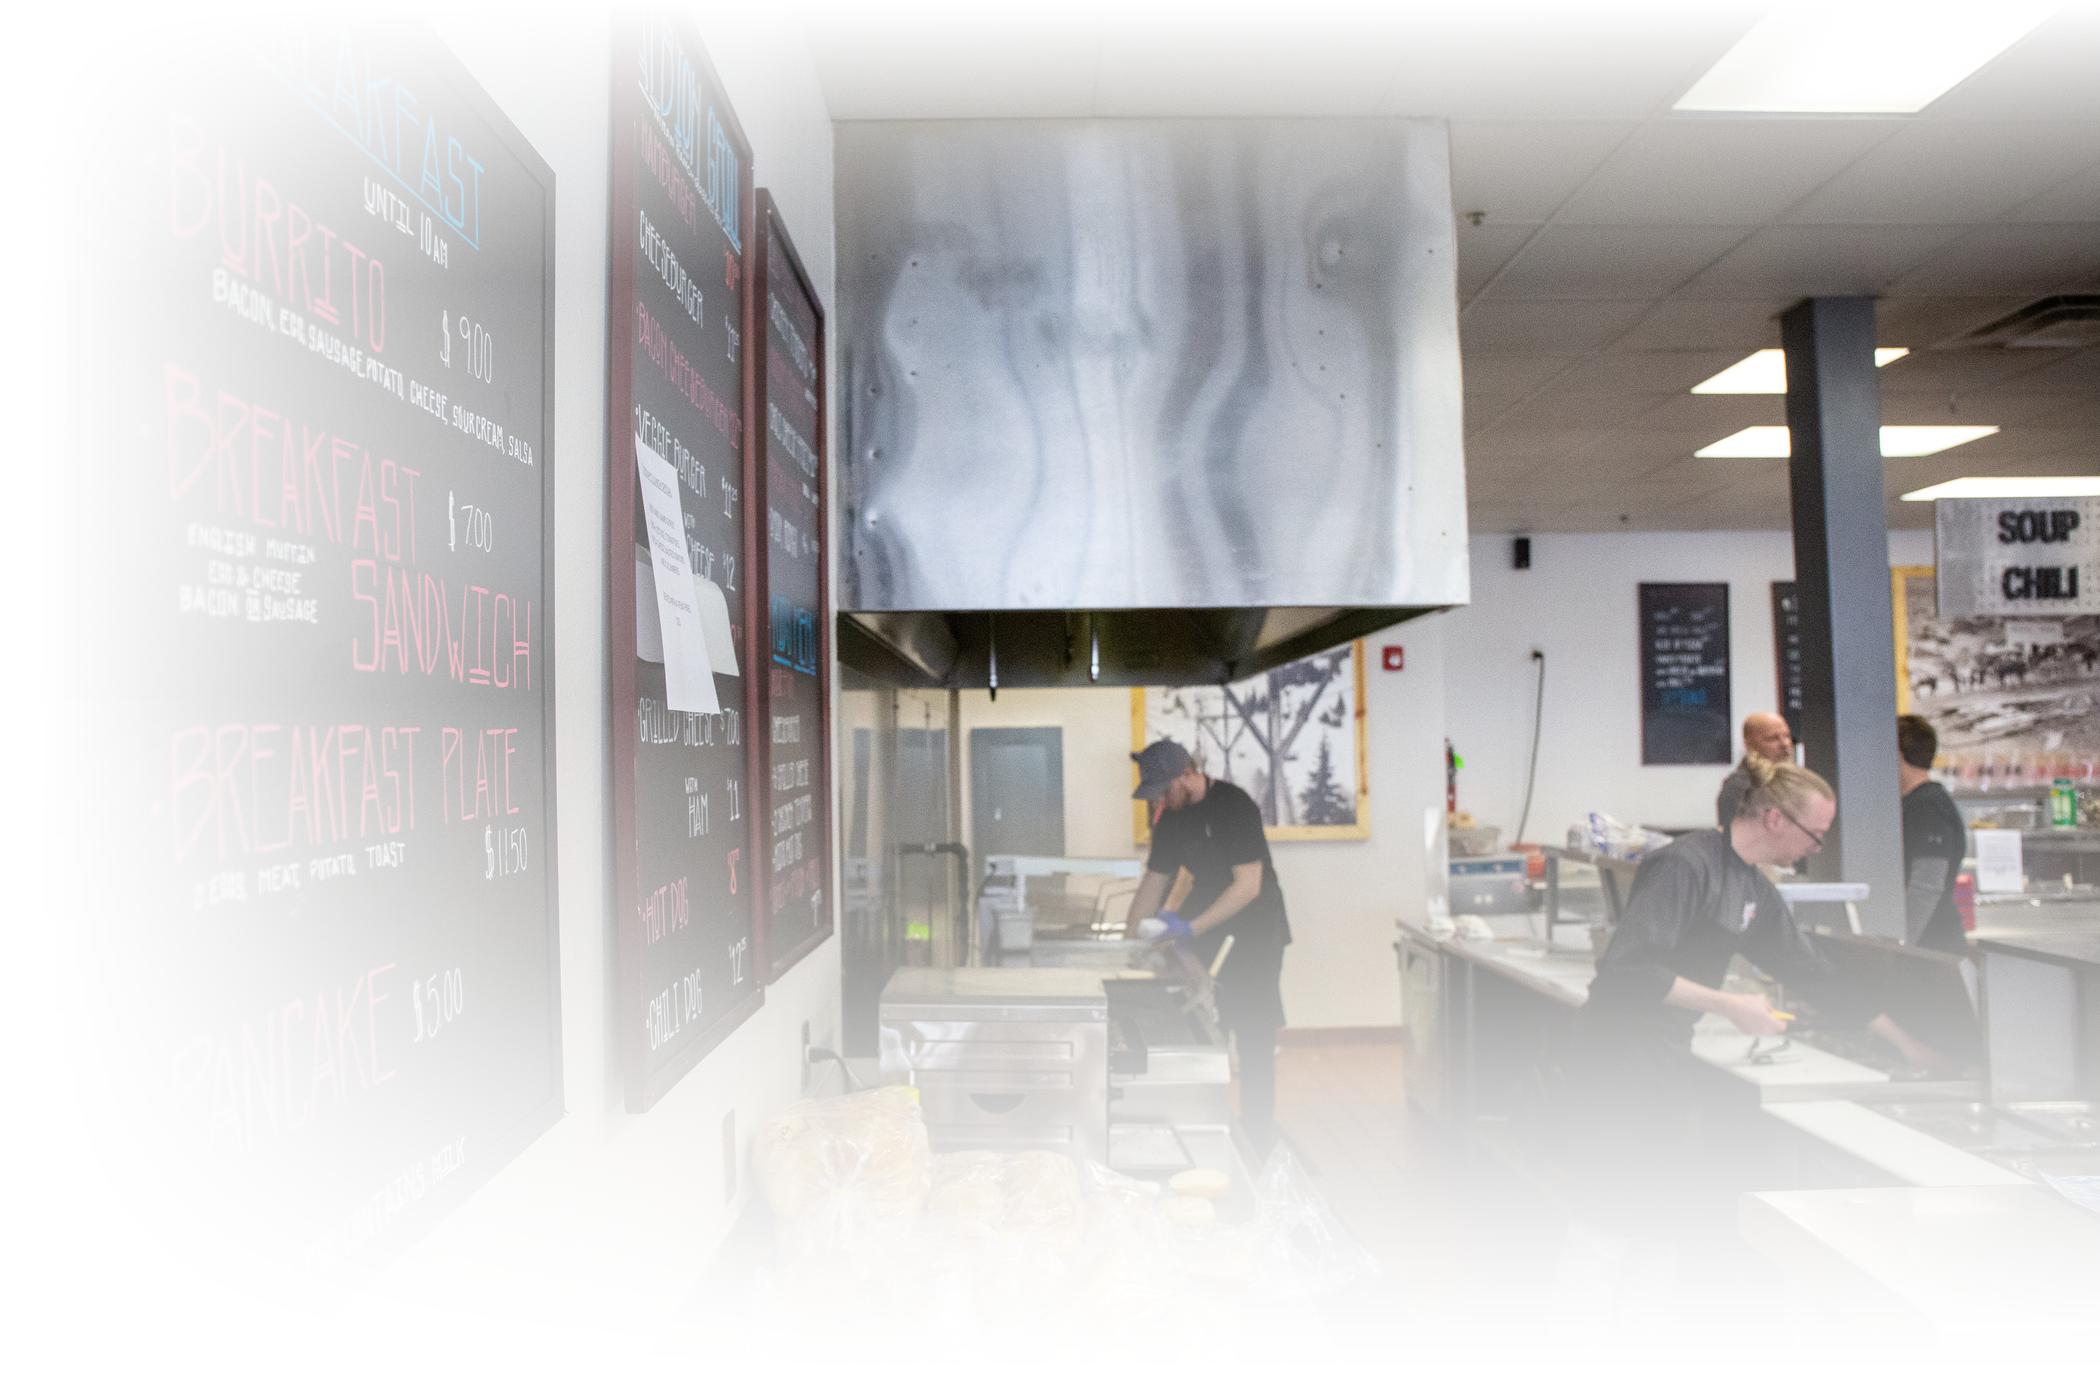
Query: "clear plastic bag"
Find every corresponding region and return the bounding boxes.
[749,1084,932,1264]
[1585,811,1674,861]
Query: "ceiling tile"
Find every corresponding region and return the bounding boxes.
[1459,351,1577,397]
[1885,224,2100,296]
[1634,394,1781,433]
[1580,429,1730,476]
[1878,392,2071,429]
[1924,7,2100,123]
[1688,224,1971,296]
[1990,348,2100,396]
[1555,117,1896,226]
[1465,424,1606,462]
[1545,349,1745,395]
[1872,296,2037,350]
[812,32,1101,118]
[2002,162,2100,223]
[1878,348,2074,394]
[1785,122,2100,225]
[1609,297,1790,351]
[1514,392,1674,430]
[1378,8,1765,121]
[2021,396,2100,430]
[1448,121,1636,222]
[1486,224,1753,299]
[1457,222,1541,300]
[1090,32,1390,114]
[1459,298,1653,354]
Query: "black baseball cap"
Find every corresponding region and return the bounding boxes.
[1131,739,1194,801]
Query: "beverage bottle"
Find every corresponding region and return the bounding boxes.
[2051,778,2078,828]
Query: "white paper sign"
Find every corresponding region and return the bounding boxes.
[692,575,741,678]
[1973,829,2024,894]
[1935,498,2100,617]
[634,436,719,714]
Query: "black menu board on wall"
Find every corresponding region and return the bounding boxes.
[752,193,834,980]
[1772,581,1805,740]
[1639,583,1732,765]
[609,16,762,1109]
[74,28,562,1263]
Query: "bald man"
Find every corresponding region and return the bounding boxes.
[1717,712,1794,828]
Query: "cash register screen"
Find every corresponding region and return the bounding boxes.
[1984,951,2081,1104]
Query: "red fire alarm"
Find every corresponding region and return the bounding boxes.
[1382,645,1405,672]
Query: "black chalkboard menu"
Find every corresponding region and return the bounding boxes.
[609,17,762,1109]
[1771,581,1805,740]
[751,193,834,980]
[1639,583,1733,765]
[74,28,562,1264]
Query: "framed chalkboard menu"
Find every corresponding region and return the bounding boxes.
[1772,581,1805,740]
[75,27,562,1263]
[752,194,834,979]
[1639,583,1732,765]
[609,16,762,1109]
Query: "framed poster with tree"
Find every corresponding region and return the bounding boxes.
[1131,640,1369,843]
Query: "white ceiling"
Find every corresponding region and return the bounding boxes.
[796,0,2100,532]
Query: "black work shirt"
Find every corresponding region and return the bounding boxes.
[1147,778,1290,1028]
[1902,780,1969,953]
[1584,828,1878,1044]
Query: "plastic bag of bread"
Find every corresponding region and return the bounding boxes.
[926,1149,1085,1254]
[751,1085,932,1255]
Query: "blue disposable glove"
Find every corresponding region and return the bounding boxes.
[1153,912,1194,942]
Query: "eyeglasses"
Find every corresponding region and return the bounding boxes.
[1773,805,1831,850]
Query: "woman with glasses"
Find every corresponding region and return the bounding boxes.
[1552,758,1937,1329]
[1570,767,1933,1174]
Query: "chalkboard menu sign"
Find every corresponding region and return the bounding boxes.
[1639,583,1732,765]
[75,28,562,1263]
[1772,581,1805,740]
[752,194,834,979]
[609,17,762,1108]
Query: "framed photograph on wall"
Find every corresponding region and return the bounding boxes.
[1893,565,2100,791]
[1130,640,1369,843]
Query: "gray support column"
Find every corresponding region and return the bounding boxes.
[1782,297,1908,942]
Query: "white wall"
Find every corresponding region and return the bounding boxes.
[958,611,1448,1029]
[362,6,841,1329]
[1443,531,1933,851]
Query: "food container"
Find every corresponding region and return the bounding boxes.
[1448,824,1502,857]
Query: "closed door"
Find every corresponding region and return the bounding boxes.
[971,727,1065,858]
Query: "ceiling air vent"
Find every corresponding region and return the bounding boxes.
[1950,294,2100,351]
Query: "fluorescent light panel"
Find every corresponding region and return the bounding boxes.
[1901,476,2100,502]
[1691,347,1908,394]
[1674,3,2057,114]
[1697,425,2000,458]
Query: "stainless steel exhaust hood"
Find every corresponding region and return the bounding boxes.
[836,119,1470,688]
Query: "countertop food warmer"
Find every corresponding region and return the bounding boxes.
[878,950,1238,1178]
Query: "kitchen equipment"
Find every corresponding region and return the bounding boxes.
[1448,823,1502,858]
[1448,852,1530,915]
[834,119,1468,689]
[879,967,1110,1161]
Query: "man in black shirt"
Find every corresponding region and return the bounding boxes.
[1126,739,1291,1157]
[1715,711,1793,827]
[1897,715,1980,1064]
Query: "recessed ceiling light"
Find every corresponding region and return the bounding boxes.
[1674,3,2057,114]
[1691,347,1909,394]
[1696,425,2000,458]
[1697,426,1792,457]
[1901,476,2100,502]
[1882,426,2000,456]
